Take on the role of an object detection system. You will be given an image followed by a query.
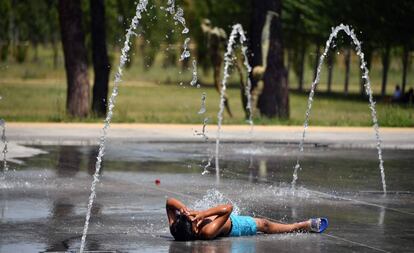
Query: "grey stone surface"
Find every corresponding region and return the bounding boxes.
[1,143,413,252]
[3,142,47,164]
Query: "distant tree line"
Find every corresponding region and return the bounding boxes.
[282,0,414,97]
[0,0,412,118]
[0,0,183,117]
[190,0,414,117]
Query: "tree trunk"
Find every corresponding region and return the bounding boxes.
[298,43,306,91]
[344,48,351,95]
[58,0,90,117]
[286,49,292,86]
[90,0,110,117]
[327,53,334,93]
[0,42,8,61]
[402,45,409,94]
[32,42,39,62]
[235,61,249,119]
[8,0,14,51]
[181,57,190,71]
[313,43,321,81]
[52,34,59,69]
[258,0,288,118]
[381,44,391,97]
[248,0,267,91]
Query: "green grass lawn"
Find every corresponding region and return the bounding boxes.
[0,78,412,126]
[0,44,413,126]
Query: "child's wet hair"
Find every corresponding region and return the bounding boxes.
[170,214,195,241]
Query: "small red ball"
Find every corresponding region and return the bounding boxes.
[155,179,161,185]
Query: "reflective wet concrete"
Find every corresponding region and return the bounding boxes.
[1,143,413,252]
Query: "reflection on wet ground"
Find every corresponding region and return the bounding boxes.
[1,143,414,252]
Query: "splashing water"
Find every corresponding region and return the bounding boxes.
[166,0,189,34]
[201,156,213,175]
[165,0,175,14]
[80,1,196,250]
[194,117,209,141]
[240,40,254,131]
[179,38,191,61]
[215,24,253,173]
[195,93,209,139]
[194,93,208,140]
[198,92,207,114]
[166,0,190,61]
[190,59,199,87]
[79,1,149,252]
[165,0,197,88]
[165,0,196,87]
[178,38,197,87]
[190,189,240,215]
[291,24,386,194]
[0,119,8,175]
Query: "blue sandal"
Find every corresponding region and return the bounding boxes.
[309,218,329,233]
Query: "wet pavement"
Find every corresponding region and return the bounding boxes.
[1,142,414,252]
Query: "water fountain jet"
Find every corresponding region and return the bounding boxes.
[79,1,198,251]
[214,24,253,179]
[0,119,8,176]
[291,24,386,194]
[79,2,149,252]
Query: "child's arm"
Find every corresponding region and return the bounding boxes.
[190,204,233,239]
[166,198,189,225]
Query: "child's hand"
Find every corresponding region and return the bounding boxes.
[188,210,199,217]
[188,210,204,228]
[179,207,191,215]
[186,210,198,221]
[189,211,205,223]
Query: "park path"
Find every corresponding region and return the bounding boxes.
[5,122,414,149]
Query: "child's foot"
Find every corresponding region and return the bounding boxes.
[309,218,328,233]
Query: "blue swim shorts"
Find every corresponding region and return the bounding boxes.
[229,214,257,237]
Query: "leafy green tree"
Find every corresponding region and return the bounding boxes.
[44,0,60,68]
[189,0,250,70]
[0,0,11,61]
[283,0,319,91]
[389,0,414,94]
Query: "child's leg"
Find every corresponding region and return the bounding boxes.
[254,218,310,234]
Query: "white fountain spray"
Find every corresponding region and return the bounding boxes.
[180,37,191,61]
[165,0,197,87]
[241,42,254,132]
[194,93,209,141]
[166,0,189,34]
[198,92,207,114]
[190,59,199,87]
[0,119,8,175]
[165,0,190,60]
[215,24,253,178]
[194,117,209,141]
[201,156,213,176]
[80,1,197,251]
[79,1,149,252]
[291,24,386,194]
